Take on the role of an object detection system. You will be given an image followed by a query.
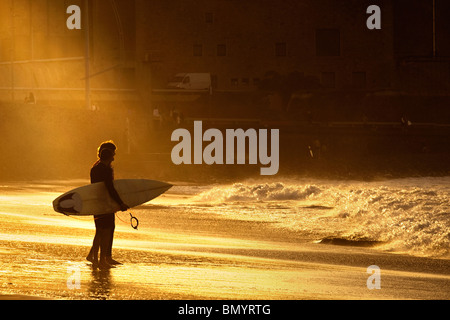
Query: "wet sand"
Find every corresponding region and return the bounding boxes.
[0,181,449,300]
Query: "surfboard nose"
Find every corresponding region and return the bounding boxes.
[156,182,173,194]
[161,182,173,191]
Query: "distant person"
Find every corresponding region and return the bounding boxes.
[401,115,412,132]
[153,107,161,130]
[401,115,412,127]
[91,102,100,111]
[177,111,185,125]
[86,141,129,269]
[169,106,176,123]
[306,110,313,124]
[24,92,35,104]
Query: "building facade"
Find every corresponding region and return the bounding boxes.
[0,0,449,104]
[135,0,395,93]
[0,0,136,104]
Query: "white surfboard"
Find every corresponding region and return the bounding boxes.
[53,179,172,216]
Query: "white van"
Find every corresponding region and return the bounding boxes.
[167,73,211,91]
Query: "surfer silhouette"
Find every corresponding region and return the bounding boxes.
[86,141,129,269]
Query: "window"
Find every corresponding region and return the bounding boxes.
[316,29,340,56]
[352,72,367,89]
[205,12,214,23]
[193,44,203,56]
[48,0,67,35]
[217,44,227,56]
[211,74,218,89]
[231,78,239,87]
[275,42,287,57]
[241,78,249,86]
[322,72,336,88]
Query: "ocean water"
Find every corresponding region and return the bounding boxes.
[162,176,450,258]
[1,177,449,260]
[0,177,449,299]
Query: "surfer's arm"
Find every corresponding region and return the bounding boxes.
[104,179,128,210]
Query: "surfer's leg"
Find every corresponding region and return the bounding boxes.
[87,216,102,265]
[91,214,112,269]
[105,214,122,265]
[87,230,100,262]
[98,228,116,269]
[106,214,115,257]
[98,214,117,269]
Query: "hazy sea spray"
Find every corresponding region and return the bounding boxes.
[189,178,450,257]
[195,182,321,202]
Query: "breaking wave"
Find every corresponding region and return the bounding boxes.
[195,182,321,202]
[191,178,450,258]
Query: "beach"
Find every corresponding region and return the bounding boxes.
[0,178,449,300]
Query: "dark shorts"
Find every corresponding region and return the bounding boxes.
[94,213,115,229]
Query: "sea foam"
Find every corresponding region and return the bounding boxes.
[192,178,450,258]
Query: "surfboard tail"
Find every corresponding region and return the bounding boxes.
[53,192,82,215]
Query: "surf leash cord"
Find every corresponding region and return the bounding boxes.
[63,211,139,230]
[116,211,139,230]
[129,211,139,230]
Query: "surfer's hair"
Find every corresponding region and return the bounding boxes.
[97,140,117,158]
[99,148,115,161]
